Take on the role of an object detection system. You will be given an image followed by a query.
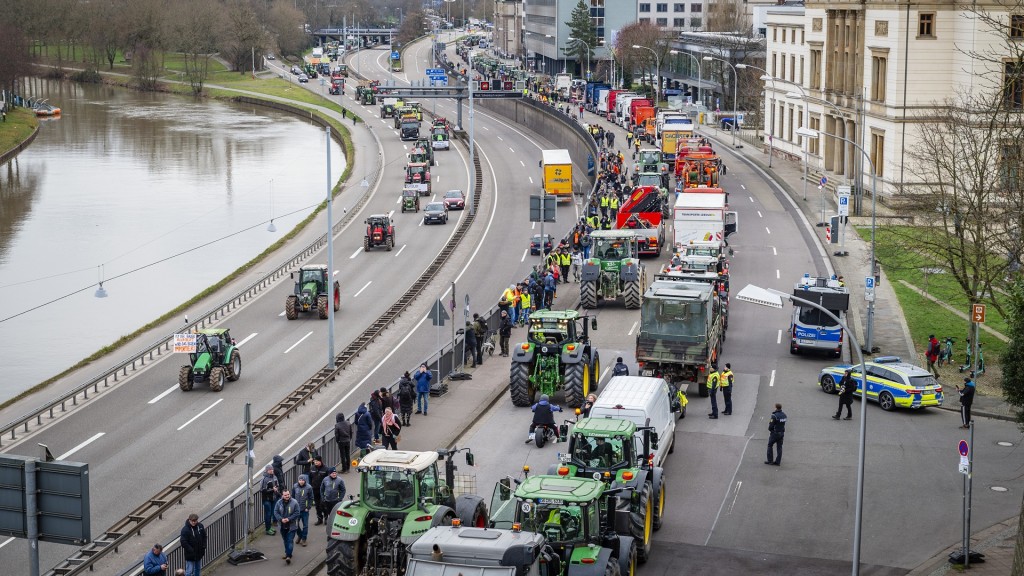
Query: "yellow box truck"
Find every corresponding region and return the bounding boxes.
[541,149,573,200]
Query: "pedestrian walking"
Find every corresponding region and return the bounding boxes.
[354,403,375,452]
[320,468,346,521]
[273,490,301,564]
[334,413,352,471]
[381,407,402,449]
[706,364,720,419]
[180,514,207,576]
[957,375,976,429]
[398,373,416,425]
[308,458,329,524]
[291,475,314,547]
[259,465,280,535]
[926,334,941,377]
[414,364,433,415]
[143,543,169,576]
[295,442,320,478]
[833,369,855,420]
[473,314,487,365]
[463,323,478,368]
[612,357,629,376]
[369,390,384,442]
[721,363,734,415]
[765,403,787,465]
[499,310,513,357]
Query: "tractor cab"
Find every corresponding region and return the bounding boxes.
[364,214,396,251]
[401,187,420,212]
[406,101,423,120]
[405,163,432,195]
[634,148,667,175]
[286,264,340,319]
[592,234,638,263]
[528,315,577,346]
[414,137,436,166]
[408,146,430,165]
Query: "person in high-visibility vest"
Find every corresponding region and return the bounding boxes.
[707,364,720,419]
[609,195,619,221]
[599,194,610,219]
[519,291,532,326]
[502,284,517,325]
[721,364,734,415]
[559,250,571,283]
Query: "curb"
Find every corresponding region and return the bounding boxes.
[0,121,40,165]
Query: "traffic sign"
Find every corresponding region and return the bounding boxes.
[838,193,850,216]
[972,303,986,323]
[428,299,450,326]
[391,51,400,60]
[958,440,969,456]
[426,68,445,75]
[864,276,875,302]
[820,176,828,186]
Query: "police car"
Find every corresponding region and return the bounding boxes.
[818,356,943,411]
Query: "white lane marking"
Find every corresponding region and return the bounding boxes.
[395,244,407,257]
[707,434,754,546]
[772,246,777,256]
[349,248,362,259]
[435,176,441,183]
[749,196,754,202]
[520,160,526,167]
[0,538,13,550]
[776,269,780,279]
[765,227,771,235]
[741,184,747,190]
[403,144,408,150]
[757,211,763,218]
[177,399,224,431]
[353,281,372,297]
[396,196,402,204]
[529,176,534,184]
[334,270,339,276]
[531,221,536,230]
[149,385,178,404]
[521,248,528,262]
[628,321,638,336]
[58,432,105,460]
[769,369,776,387]
[418,218,424,227]
[387,210,394,219]
[235,333,257,347]
[285,331,313,354]
[509,147,515,153]
[726,481,743,515]
[278,311,285,316]
[497,135,503,141]
[482,126,490,130]
[777,330,782,344]
[600,367,610,386]
[431,194,437,202]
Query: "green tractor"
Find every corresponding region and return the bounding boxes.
[413,136,436,166]
[178,328,240,392]
[509,310,599,408]
[489,474,637,576]
[286,264,341,320]
[552,417,667,562]
[580,230,645,310]
[326,448,489,576]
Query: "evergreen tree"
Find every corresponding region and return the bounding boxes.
[565,0,596,78]
[1001,277,1024,430]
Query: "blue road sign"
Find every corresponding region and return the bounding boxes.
[959,440,969,456]
[426,68,445,75]
[391,51,400,60]
[865,276,875,289]
[820,176,828,186]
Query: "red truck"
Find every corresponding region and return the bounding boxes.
[616,185,666,256]
[605,90,630,122]
[628,99,652,130]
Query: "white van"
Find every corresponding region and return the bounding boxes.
[588,376,677,466]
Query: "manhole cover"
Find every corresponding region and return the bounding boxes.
[997,441,1014,447]
[991,486,1009,492]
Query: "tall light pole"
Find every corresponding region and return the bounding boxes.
[669,49,701,108]
[568,36,592,79]
[703,55,738,147]
[788,91,850,226]
[798,125,878,360]
[735,282,869,576]
[632,44,660,104]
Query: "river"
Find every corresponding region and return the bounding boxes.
[0,78,346,402]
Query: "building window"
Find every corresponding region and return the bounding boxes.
[656,3,668,12]
[674,18,685,27]
[674,3,684,12]
[918,13,935,37]
[771,53,777,77]
[780,53,786,79]
[790,55,796,82]
[1011,14,1024,38]
[773,27,777,42]
[656,17,668,26]
[1000,142,1023,191]
[871,55,887,102]
[782,29,787,42]
[690,17,701,28]
[810,49,822,90]
[870,132,885,177]
[799,55,805,84]
[787,106,794,142]
[1006,61,1024,108]
[801,29,805,44]
[639,3,650,12]
[639,17,650,23]
[809,115,821,156]
[691,3,702,12]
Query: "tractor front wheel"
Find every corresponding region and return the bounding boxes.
[509,361,533,407]
[318,295,329,319]
[623,279,642,309]
[209,366,226,392]
[581,280,598,309]
[387,236,394,251]
[632,482,654,563]
[590,352,601,393]
[285,296,298,320]
[178,366,193,391]
[326,537,361,576]
[226,351,242,381]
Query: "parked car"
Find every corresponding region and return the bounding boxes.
[530,234,554,255]
[423,202,449,225]
[818,357,943,411]
[298,74,309,83]
[442,189,466,210]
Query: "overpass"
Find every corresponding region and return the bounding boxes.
[313,27,399,45]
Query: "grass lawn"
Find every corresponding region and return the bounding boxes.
[0,107,40,154]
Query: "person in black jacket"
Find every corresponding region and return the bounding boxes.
[334,413,352,472]
[272,455,285,488]
[397,374,416,426]
[464,321,478,368]
[295,442,320,478]
[957,375,976,429]
[180,513,207,576]
[765,403,787,466]
[498,310,513,357]
[368,391,384,442]
[308,458,329,525]
[833,369,855,420]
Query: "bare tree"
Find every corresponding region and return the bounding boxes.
[705,0,751,34]
[221,0,268,73]
[169,0,225,94]
[615,21,670,94]
[0,21,33,96]
[266,1,308,58]
[86,0,131,70]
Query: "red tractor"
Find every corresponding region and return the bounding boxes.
[405,162,432,196]
[364,214,395,251]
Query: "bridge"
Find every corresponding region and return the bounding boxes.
[313,27,399,44]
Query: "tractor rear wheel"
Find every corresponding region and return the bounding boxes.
[623,279,642,309]
[653,477,667,530]
[326,536,361,576]
[455,495,489,528]
[632,483,654,563]
[285,296,298,320]
[386,236,394,251]
[563,357,589,408]
[581,280,598,309]
[509,361,533,407]
[318,295,329,319]
[209,366,226,392]
[226,351,242,381]
[178,366,193,391]
[603,556,621,576]
[363,236,370,252]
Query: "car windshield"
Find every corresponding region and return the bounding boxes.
[532,235,551,244]
[426,203,444,211]
[908,374,939,388]
[518,501,585,542]
[364,470,415,509]
[641,298,707,338]
[593,237,629,260]
[571,435,627,468]
[796,307,841,327]
[637,175,661,187]
[445,191,462,199]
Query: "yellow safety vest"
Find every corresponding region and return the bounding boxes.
[600,196,609,208]
[560,252,571,266]
[520,292,532,308]
[721,370,733,388]
[706,372,719,390]
[609,197,619,210]
[502,288,515,302]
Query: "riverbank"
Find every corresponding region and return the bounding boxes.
[0,107,40,162]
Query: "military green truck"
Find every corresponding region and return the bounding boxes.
[178,328,241,392]
[580,230,645,310]
[326,449,488,576]
[635,279,725,397]
[489,474,637,576]
[553,417,666,562]
[510,310,600,408]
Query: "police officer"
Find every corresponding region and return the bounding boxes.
[720,363,733,415]
[833,369,855,420]
[612,357,629,377]
[706,364,720,419]
[765,403,787,465]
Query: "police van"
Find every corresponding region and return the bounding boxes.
[789,274,850,358]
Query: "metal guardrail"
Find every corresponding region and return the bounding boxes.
[0,109,382,449]
[47,119,483,576]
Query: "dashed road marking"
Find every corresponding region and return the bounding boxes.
[285,332,313,354]
[757,211,763,218]
[777,330,782,344]
[149,385,178,404]
[395,244,407,257]
[354,281,372,297]
[58,432,106,459]
[177,400,224,431]
[769,369,776,387]
[349,248,362,259]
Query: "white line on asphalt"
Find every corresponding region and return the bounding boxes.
[177,400,224,432]
[284,331,313,354]
[509,147,515,153]
[431,194,437,202]
[353,281,372,297]
[529,176,534,184]
[628,321,638,336]
[775,329,782,345]
[772,246,777,256]
[403,144,408,150]
[520,160,525,167]
[396,196,402,204]
[278,311,285,316]
[600,367,610,386]
[418,218,424,227]
[521,248,528,262]
[235,333,257,347]
[765,227,771,234]
[387,210,394,219]
[749,196,753,202]
[531,221,536,229]
[58,432,105,460]
[776,269,780,279]
[482,126,490,130]
[497,135,503,141]
[149,385,178,404]
[741,184,747,190]
[726,481,742,515]
[349,248,361,259]
[395,244,407,257]
[770,369,776,387]
[0,538,13,550]
[757,211,763,218]
[707,435,754,545]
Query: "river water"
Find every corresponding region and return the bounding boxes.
[0,79,346,402]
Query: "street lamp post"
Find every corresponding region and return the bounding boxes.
[568,36,592,79]
[703,55,738,148]
[736,283,869,576]
[632,44,660,104]
[670,49,701,109]
[797,124,878,392]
